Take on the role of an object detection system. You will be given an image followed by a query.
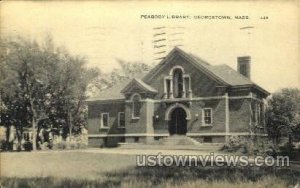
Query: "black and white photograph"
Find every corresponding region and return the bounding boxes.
[0,1,300,187]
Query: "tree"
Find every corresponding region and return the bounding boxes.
[266,88,300,146]
[0,36,99,150]
[88,58,152,97]
[0,37,46,150]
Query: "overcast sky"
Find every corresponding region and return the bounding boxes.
[1,1,299,93]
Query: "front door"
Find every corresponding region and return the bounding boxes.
[169,107,187,135]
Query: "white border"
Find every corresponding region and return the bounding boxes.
[202,108,213,126]
[118,112,125,128]
[100,112,109,129]
[131,93,141,119]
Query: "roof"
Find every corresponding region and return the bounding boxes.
[143,47,269,95]
[188,53,269,94]
[87,81,127,101]
[88,47,269,101]
[189,54,253,86]
[121,78,157,94]
[87,72,148,101]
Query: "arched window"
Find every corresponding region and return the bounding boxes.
[173,68,183,98]
[164,66,191,99]
[132,94,141,119]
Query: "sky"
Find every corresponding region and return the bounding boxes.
[1,1,299,93]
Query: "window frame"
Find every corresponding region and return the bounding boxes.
[100,112,110,129]
[202,108,213,126]
[131,93,141,119]
[118,112,125,128]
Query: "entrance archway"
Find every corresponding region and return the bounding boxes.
[168,107,187,135]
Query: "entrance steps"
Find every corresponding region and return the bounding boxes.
[154,135,202,146]
[118,135,223,151]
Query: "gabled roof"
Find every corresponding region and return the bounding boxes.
[88,47,269,101]
[121,78,158,94]
[142,47,269,95]
[87,72,148,101]
[86,81,127,101]
[207,64,253,86]
[143,47,229,85]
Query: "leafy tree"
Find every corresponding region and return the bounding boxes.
[266,88,300,146]
[88,58,152,97]
[1,37,46,150]
[0,36,99,150]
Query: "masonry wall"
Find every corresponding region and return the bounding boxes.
[87,101,125,135]
[152,98,251,135]
[125,101,147,134]
[229,98,251,132]
[152,99,226,134]
[146,54,225,100]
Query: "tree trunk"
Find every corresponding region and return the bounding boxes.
[5,125,11,150]
[15,126,23,151]
[29,97,38,151]
[32,118,37,151]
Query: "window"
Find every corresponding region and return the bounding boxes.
[132,94,141,119]
[203,108,212,125]
[203,136,212,143]
[166,79,171,98]
[100,113,109,128]
[257,103,261,124]
[173,68,184,98]
[118,112,125,128]
[119,137,125,143]
[164,66,191,99]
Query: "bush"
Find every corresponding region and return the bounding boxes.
[0,139,6,151]
[0,140,13,151]
[51,137,87,150]
[221,136,263,155]
[23,141,33,151]
[52,141,67,150]
[221,136,246,153]
[278,142,295,159]
[40,142,51,150]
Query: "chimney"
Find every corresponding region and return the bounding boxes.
[237,56,251,79]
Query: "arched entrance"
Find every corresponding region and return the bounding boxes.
[168,107,187,135]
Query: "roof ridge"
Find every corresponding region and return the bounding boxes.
[172,48,230,85]
[188,53,211,66]
[121,78,157,94]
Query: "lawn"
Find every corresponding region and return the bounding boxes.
[1,150,136,179]
[1,150,300,188]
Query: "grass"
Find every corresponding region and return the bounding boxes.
[1,166,299,188]
[1,151,136,179]
[1,150,300,187]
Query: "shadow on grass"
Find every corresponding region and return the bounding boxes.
[1,166,300,188]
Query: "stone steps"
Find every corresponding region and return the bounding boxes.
[118,135,223,151]
[156,135,201,146]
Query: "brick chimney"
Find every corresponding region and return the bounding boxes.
[237,56,251,79]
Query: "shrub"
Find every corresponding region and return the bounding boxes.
[221,136,246,153]
[51,136,87,150]
[221,136,263,155]
[0,139,6,151]
[23,141,33,151]
[0,140,13,151]
[278,142,296,159]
